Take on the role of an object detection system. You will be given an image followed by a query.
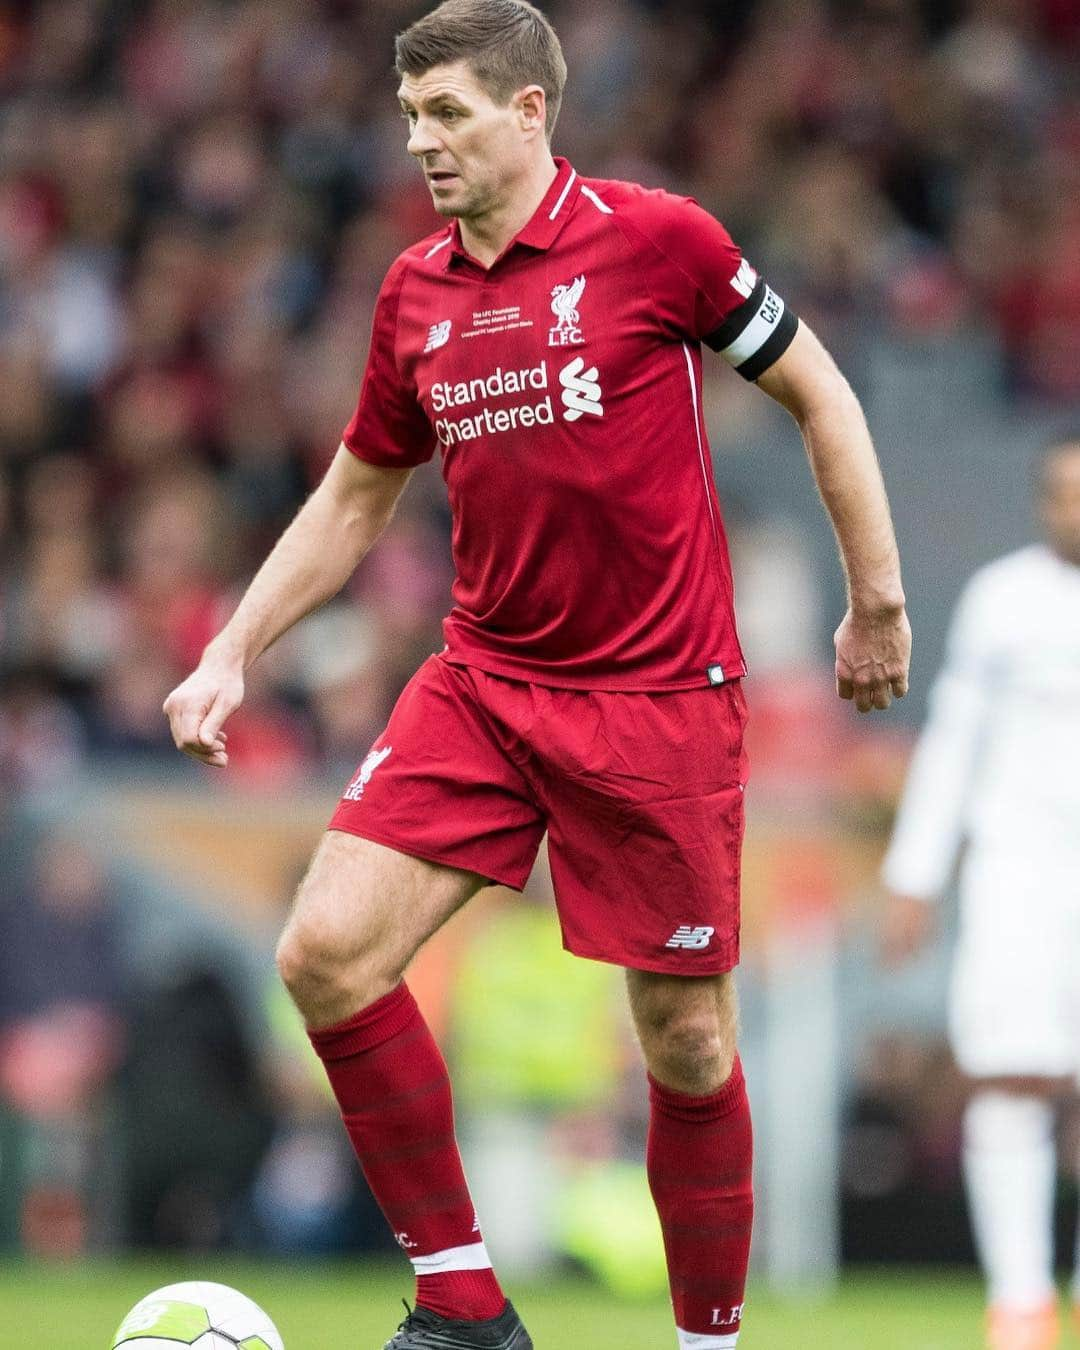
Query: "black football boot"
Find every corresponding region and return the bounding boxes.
[382,1300,533,1350]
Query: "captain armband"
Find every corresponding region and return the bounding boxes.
[704,271,799,381]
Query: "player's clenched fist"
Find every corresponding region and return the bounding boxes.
[834,603,912,713]
[162,657,244,768]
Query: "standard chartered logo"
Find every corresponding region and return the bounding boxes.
[559,356,603,421]
[431,357,604,445]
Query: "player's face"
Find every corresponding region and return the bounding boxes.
[1039,443,1080,566]
[398,62,538,222]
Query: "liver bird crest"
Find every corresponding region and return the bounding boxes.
[550,275,587,330]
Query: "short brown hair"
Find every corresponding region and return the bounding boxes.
[395,0,567,141]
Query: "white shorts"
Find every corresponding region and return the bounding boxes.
[949,848,1080,1080]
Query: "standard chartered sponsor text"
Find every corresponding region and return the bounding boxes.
[431,360,553,445]
[430,360,548,411]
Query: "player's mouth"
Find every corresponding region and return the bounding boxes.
[427,170,460,188]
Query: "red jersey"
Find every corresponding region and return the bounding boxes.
[343,158,798,690]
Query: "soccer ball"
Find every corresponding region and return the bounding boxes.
[111,1282,284,1350]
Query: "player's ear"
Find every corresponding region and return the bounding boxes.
[515,84,547,139]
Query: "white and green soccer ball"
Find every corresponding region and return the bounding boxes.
[111,1282,283,1350]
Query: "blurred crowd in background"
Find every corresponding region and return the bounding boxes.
[0,0,1078,1265]
[1,0,1078,796]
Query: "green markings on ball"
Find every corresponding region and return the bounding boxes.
[113,1300,211,1344]
[238,1340,274,1350]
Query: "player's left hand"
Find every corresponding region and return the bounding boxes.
[834,602,911,713]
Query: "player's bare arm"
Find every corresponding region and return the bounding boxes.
[163,449,412,768]
[755,321,911,712]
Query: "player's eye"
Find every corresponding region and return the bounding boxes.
[439,108,460,123]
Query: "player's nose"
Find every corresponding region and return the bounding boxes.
[407,122,442,158]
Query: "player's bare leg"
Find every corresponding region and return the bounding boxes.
[276,831,483,1029]
[627,969,739,1094]
[628,971,752,1347]
[276,833,529,1346]
[964,1073,1068,1350]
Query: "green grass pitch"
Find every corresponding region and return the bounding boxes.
[0,1261,985,1349]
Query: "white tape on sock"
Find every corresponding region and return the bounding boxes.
[676,1329,739,1348]
[410,1241,493,1274]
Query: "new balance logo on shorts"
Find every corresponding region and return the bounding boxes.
[343,745,392,802]
[665,924,716,950]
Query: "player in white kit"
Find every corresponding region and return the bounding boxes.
[881,435,1080,1350]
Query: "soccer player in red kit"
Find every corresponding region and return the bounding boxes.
[164,2,911,1346]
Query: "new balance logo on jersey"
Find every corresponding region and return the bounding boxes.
[730,258,758,299]
[343,745,392,802]
[549,274,587,346]
[424,320,452,353]
[560,356,603,421]
[665,924,716,950]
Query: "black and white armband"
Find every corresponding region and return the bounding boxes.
[705,263,799,380]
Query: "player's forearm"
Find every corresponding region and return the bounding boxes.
[205,500,380,671]
[798,381,904,613]
[205,453,406,670]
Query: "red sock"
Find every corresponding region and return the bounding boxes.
[308,982,505,1321]
[647,1056,753,1345]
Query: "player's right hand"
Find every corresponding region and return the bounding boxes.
[878,891,936,967]
[162,659,244,769]
[834,602,912,713]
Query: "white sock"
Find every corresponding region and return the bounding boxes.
[963,1091,1057,1310]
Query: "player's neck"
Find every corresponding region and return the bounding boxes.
[458,152,558,268]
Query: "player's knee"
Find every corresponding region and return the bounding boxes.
[639,1006,736,1094]
[275,919,327,1000]
[275,912,375,1011]
[661,1017,733,1088]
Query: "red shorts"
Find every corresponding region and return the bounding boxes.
[329,656,749,975]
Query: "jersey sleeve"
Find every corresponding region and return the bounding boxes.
[342,262,437,468]
[632,191,799,380]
